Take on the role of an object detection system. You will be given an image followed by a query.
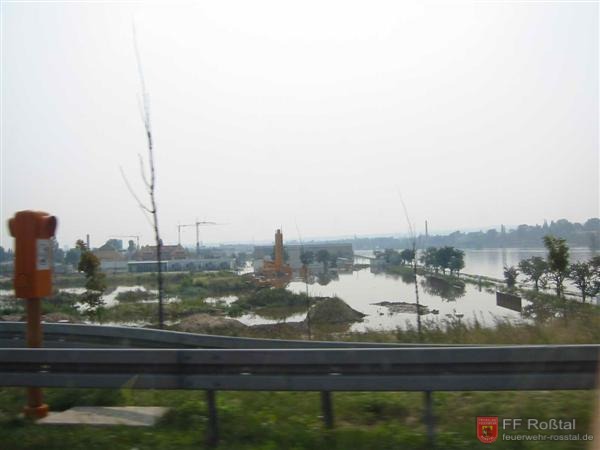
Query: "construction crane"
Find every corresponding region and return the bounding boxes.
[177,220,221,255]
[177,223,196,246]
[109,235,140,250]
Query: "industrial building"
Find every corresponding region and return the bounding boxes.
[127,257,234,273]
[253,240,353,271]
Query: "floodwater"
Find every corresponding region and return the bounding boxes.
[1,248,595,331]
[287,267,524,332]
[355,248,596,280]
[65,286,180,312]
[460,247,596,279]
[283,247,597,331]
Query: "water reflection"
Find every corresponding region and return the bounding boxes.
[287,266,525,331]
[420,276,466,302]
[370,267,415,284]
[253,304,308,321]
[316,272,337,285]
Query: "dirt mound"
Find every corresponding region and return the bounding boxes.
[0,314,24,322]
[42,313,82,323]
[307,298,365,324]
[175,314,247,334]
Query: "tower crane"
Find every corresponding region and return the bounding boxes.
[176,220,222,255]
[177,223,195,246]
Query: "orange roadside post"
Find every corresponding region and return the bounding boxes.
[8,210,57,419]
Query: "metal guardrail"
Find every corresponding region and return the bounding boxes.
[1,322,598,447]
[0,322,466,349]
[1,345,599,391]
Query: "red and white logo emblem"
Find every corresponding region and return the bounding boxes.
[477,416,499,444]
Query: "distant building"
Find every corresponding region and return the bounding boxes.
[127,261,169,273]
[93,248,124,262]
[167,257,234,272]
[1,261,76,276]
[135,244,187,261]
[128,257,234,273]
[100,260,128,273]
[93,247,127,273]
[253,241,353,270]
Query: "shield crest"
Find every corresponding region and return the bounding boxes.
[477,416,499,444]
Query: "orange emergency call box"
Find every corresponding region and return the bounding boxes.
[8,210,57,298]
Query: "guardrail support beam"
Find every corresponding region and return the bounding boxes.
[424,390,435,448]
[320,391,334,429]
[206,390,219,447]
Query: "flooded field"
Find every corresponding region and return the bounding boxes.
[3,246,595,331]
[287,267,526,332]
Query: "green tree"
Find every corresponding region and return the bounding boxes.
[518,256,548,291]
[383,249,402,265]
[591,256,600,298]
[51,238,65,264]
[503,265,519,289]
[543,235,570,298]
[421,247,439,272]
[329,253,338,268]
[77,240,100,281]
[400,249,415,265]
[76,239,106,318]
[65,247,81,267]
[127,240,137,252]
[435,246,455,274]
[300,250,314,266]
[316,249,330,272]
[568,262,596,303]
[448,248,465,277]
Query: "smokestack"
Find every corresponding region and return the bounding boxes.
[86,234,90,250]
[274,229,284,270]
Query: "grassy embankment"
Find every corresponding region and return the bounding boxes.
[0,386,596,449]
[385,264,496,289]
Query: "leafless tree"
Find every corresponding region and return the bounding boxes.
[399,192,422,341]
[120,23,164,328]
[295,221,312,340]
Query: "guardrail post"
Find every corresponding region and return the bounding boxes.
[424,390,435,448]
[206,390,219,447]
[320,391,334,428]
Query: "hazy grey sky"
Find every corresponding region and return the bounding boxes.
[1,1,598,249]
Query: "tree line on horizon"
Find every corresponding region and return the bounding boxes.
[324,218,600,250]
